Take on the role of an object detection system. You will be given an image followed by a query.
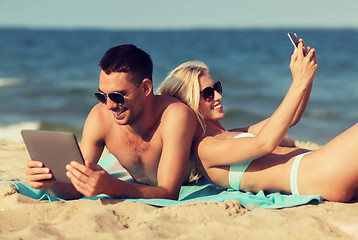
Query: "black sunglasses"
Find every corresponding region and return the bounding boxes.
[94,80,143,105]
[200,81,222,102]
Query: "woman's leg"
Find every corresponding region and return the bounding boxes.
[298,123,358,202]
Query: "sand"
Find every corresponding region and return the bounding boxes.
[1,140,358,240]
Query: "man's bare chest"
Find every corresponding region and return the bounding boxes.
[105,134,163,183]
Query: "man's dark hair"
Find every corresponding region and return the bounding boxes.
[99,44,153,83]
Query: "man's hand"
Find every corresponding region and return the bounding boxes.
[66,161,113,197]
[25,160,55,189]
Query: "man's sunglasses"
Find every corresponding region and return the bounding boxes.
[200,81,222,102]
[94,80,143,105]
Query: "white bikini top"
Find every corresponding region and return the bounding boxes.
[233,132,256,139]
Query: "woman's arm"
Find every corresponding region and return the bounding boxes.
[233,41,314,134]
[198,41,317,167]
[290,44,314,126]
[231,125,296,147]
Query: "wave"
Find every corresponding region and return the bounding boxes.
[0,78,22,87]
[0,121,83,142]
[305,109,338,119]
[0,122,40,142]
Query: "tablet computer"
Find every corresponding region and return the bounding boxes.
[21,129,84,183]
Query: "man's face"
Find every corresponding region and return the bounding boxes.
[97,70,144,125]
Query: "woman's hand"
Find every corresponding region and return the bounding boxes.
[289,39,318,88]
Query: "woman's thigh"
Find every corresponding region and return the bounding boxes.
[299,124,358,201]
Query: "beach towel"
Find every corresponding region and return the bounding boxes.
[1,155,323,210]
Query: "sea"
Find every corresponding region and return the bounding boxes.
[0,28,357,145]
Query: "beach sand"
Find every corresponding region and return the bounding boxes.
[1,140,358,240]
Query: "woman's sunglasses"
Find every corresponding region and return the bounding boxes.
[94,80,143,105]
[200,81,222,102]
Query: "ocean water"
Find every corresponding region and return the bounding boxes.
[0,28,357,144]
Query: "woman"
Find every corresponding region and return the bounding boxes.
[158,39,358,202]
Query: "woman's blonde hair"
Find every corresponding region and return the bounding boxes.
[157,61,209,135]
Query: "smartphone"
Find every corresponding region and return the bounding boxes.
[287,33,299,49]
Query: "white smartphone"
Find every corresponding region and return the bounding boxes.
[287,33,299,49]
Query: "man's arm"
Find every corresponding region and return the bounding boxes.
[66,102,197,199]
[154,102,197,199]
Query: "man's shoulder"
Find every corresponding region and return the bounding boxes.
[156,95,195,119]
[87,103,107,119]
[154,96,197,135]
[85,104,113,130]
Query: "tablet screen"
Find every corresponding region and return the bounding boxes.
[21,130,84,183]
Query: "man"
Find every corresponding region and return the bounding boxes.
[26,44,197,200]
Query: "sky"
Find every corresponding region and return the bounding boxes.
[0,0,357,30]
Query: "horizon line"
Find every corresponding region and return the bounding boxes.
[0,25,357,31]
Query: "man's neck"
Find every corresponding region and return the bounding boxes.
[125,95,158,139]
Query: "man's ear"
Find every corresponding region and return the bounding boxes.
[141,78,153,96]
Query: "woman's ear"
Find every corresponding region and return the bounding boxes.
[141,78,153,96]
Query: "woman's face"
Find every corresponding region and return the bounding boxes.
[198,73,225,120]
